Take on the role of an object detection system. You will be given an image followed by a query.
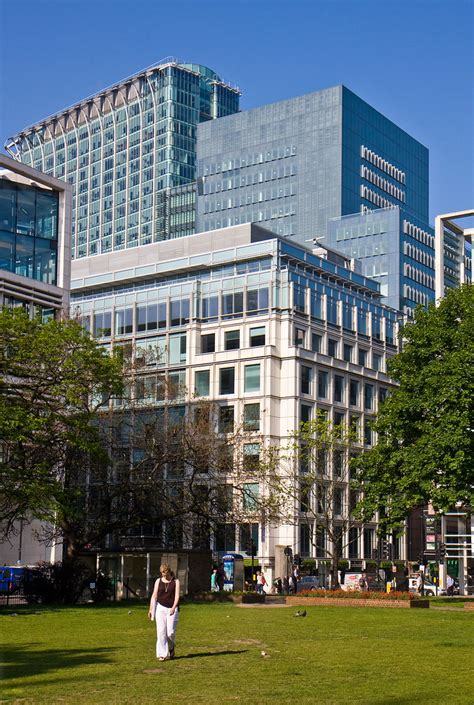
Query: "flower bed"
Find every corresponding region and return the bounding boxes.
[287,590,429,609]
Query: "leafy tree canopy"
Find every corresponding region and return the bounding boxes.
[355,285,474,531]
[0,308,124,537]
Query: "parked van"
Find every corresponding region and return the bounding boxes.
[0,566,25,594]
[340,571,385,592]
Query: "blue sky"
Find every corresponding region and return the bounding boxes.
[1,0,472,224]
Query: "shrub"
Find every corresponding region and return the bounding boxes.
[23,560,93,605]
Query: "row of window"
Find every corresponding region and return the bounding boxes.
[361,166,405,202]
[200,326,265,353]
[300,366,388,411]
[295,328,386,370]
[195,363,261,396]
[203,183,296,213]
[403,219,434,248]
[360,185,398,210]
[360,145,406,184]
[87,290,269,338]
[201,162,297,194]
[200,145,297,176]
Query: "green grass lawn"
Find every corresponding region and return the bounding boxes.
[1,602,473,705]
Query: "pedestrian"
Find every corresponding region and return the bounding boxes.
[216,563,225,591]
[256,570,266,594]
[446,574,454,596]
[282,576,289,594]
[276,577,283,594]
[148,563,180,661]
[415,572,423,594]
[210,567,218,592]
[358,572,369,591]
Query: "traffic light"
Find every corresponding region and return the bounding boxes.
[381,540,392,560]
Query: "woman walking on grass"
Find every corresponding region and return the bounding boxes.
[148,563,180,661]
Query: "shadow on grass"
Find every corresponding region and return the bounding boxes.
[176,649,248,660]
[2,643,117,682]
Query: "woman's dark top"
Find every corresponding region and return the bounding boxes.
[157,578,176,608]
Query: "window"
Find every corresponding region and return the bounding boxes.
[358,348,367,367]
[244,364,260,392]
[301,366,311,395]
[318,370,328,398]
[349,380,359,407]
[294,327,305,347]
[225,330,240,350]
[311,333,322,352]
[364,384,374,410]
[334,488,344,515]
[250,326,266,347]
[300,524,310,557]
[244,403,260,431]
[243,482,259,510]
[364,419,372,446]
[333,449,344,478]
[93,311,111,337]
[349,528,359,559]
[201,333,215,353]
[334,375,344,403]
[328,339,338,357]
[219,406,234,433]
[364,528,375,559]
[216,523,236,552]
[170,298,190,327]
[247,287,268,314]
[195,370,210,396]
[316,526,326,557]
[169,334,186,364]
[243,444,260,472]
[373,353,382,371]
[220,367,235,395]
[222,291,243,318]
[334,411,345,429]
[115,308,134,336]
[379,387,388,405]
[301,404,312,424]
[135,337,166,367]
[137,303,159,332]
[343,344,353,362]
[168,370,185,400]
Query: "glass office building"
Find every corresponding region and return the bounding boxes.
[70,222,400,566]
[196,85,429,244]
[6,60,240,259]
[0,154,71,317]
[327,207,437,314]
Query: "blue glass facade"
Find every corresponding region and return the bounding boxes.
[7,61,239,259]
[0,178,59,285]
[196,86,429,246]
[327,207,436,314]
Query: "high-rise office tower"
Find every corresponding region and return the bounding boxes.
[6,60,240,259]
[196,85,429,243]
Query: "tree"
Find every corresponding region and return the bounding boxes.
[272,412,362,589]
[0,308,124,543]
[355,284,474,532]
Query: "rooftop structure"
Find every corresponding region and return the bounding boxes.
[6,59,240,259]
